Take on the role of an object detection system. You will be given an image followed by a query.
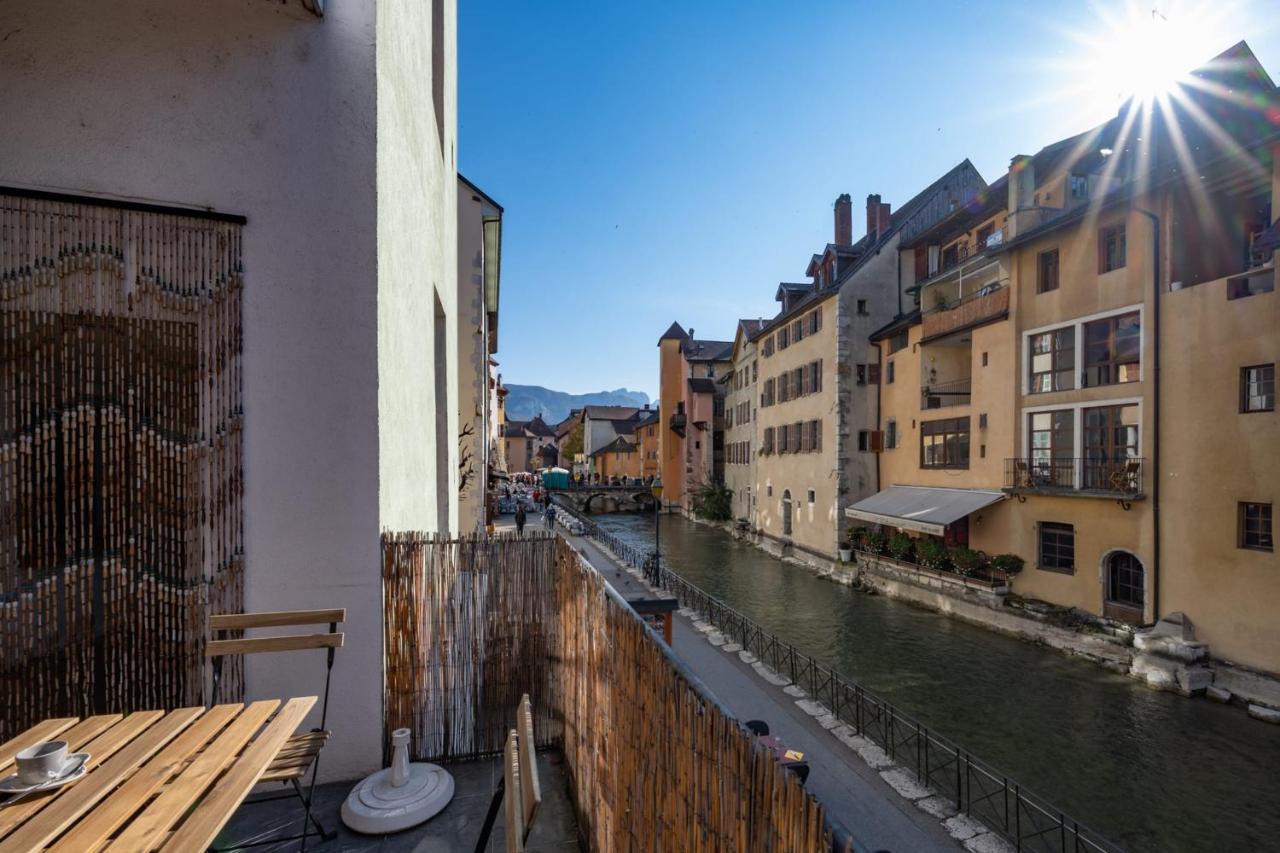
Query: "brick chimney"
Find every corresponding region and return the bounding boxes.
[834,193,853,244]
[866,194,892,241]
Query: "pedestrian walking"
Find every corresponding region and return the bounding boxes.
[515,505,527,535]
[544,505,557,530]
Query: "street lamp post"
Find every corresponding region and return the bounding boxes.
[649,477,663,585]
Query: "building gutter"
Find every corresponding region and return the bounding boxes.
[1134,207,1161,621]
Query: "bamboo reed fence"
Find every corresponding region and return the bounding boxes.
[382,531,832,852]
[0,192,244,742]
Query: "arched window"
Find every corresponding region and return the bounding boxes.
[782,490,793,536]
[1106,551,1144,610]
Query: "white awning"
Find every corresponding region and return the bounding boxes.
[845,486,1005,536]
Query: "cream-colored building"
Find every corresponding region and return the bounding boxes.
[0,0,459,779]
[723,320,761,521]
[749,176,986,561]
[754,294,838,556]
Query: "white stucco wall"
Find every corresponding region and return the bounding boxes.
[0,0,453,781]
[377,0,459,535]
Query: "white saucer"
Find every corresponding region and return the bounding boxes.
[0,753,90,796]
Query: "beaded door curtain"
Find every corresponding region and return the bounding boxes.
[0,192,245,739]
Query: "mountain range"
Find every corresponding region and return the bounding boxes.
[504,385,650,423]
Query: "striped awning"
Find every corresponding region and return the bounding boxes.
[845,486,1005,536]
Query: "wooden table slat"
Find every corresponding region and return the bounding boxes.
[47,705,241,853]
[0,714,120,837]
[0,718,79,776]
[0,709,199,853]
[103,700,281,853]
[0,712,164,846]
[159,697,316,852]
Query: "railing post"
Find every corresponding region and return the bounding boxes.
[916,722,926,778]
[1015,783,1022,852]
[887,711,894,760]
[955,747,962,812]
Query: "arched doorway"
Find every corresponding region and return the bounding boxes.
[1104,550,1145,623]
[782,490,793,536]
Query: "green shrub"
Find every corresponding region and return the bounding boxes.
[950,547,984,576]
[846,526,869,548]
[914,538,949,570]
[690,480,733,522]
[887,532,915,562]
[991,553,1025,577]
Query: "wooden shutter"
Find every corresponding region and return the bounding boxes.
[868,364,881,384]
[869,430,885,452]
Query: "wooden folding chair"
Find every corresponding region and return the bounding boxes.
[475,694,542,853]
[206,608,345,851]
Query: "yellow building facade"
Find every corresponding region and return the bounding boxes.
[754,296,839,557]
[860,46,1279,673]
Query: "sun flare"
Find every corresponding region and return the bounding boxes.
[1074,1,1239,114]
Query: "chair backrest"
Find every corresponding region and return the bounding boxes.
[517,694,541,839]
[205,609,345,726]
[206,609,345,658]
[503,730,524,853]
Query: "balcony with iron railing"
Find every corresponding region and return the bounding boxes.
[921,377,972,409]
[1004,457,1146,499]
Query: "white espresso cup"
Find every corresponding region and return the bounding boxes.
[14,741,69,786]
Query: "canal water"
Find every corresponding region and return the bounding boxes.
[594,512,1280,853]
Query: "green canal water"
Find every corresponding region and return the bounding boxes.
[594,512,1280,853]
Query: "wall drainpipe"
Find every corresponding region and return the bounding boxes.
[1135,207,1161,622]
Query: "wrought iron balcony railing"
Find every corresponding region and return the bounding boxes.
[1004,457,1145,497]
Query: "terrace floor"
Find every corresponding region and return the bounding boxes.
[219,751,581,852]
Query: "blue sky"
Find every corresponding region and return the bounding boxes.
[460,0,1278,400]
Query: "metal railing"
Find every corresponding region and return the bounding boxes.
[1004,458,1145,496]
[921,377,972,409]
[558,503,1126,853]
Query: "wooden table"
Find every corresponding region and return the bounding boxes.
[0,697,315,851]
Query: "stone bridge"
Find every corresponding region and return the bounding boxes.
[549,486,656,514]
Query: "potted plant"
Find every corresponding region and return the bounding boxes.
[887,532,915,563]
[991,554,1025,580]
[915,538,949,572]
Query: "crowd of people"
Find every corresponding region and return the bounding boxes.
[497,479,557,535]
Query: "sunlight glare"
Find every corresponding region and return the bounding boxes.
[1078,1,1230,112]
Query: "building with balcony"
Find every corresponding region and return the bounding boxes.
[851,179,1016,557]
[656,323,733,511]
[854,42,1279,676]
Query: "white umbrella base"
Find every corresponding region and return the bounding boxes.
[340,762,455,835]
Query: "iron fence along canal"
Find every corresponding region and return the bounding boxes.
[562,506,1126,853]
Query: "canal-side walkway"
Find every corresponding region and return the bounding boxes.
[562,531,987,853]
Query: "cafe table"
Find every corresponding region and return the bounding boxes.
[0,697,315,851]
